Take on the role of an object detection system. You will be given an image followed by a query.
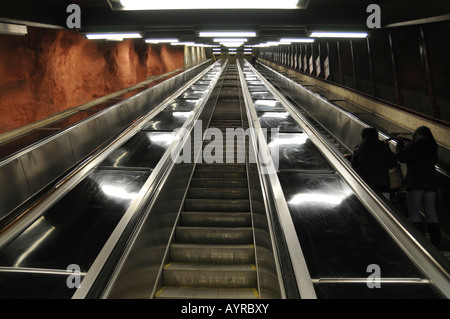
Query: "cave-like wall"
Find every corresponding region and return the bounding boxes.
[0,27,184,134]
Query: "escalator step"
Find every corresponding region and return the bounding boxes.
[180,211,252,227]
[170,243,254,264]
[190,179,248,188]
[163,263,257,288]
[195,163,246,171]
[176,226,253,244]
[188,188,249,199]
[184,199,250,212]
[155,287,258,299]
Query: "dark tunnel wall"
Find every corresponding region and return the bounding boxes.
[0,27,185,134]
[259,20,450,128]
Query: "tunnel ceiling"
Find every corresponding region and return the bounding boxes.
[2,0,450,43]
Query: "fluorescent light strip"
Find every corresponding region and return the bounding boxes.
[266,41,290,45]
[0,22,27,36]
[119,0,300,10]
[214,38,247,42]
[280,38,314,43]
[145,38,179,43]
[86,33,142,40]
[221,42,245,47]
[310,32,368,38]
[171,42,196,46]
[200,31,256,37]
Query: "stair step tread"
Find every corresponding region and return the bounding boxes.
[170,243,255,263]
[181,211,252,227]
[184,199,250,212]
[155,287,258,299]
[195,163,246,171]
[188,188,249,199]
[176,226,253,244]
[190,179,248,188]
[163,263,257,288]
[164,262,256,271]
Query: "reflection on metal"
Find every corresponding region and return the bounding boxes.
[13,216,55,268]
[238,61,317,299]
[100,61,228,299]
[244,59,450,298]
[0,61,212,226]
[0,60,223,298]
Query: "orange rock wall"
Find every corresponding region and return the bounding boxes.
[0,27,184,134]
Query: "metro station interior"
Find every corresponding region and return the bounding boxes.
[0,0,449,299]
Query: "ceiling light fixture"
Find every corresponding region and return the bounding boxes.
[221,42,245,47]
[309,32,368,38]
[86,32,142,40]
[266,41,291,45]
[280,38,314,43]
[200,31,256,37]
[0,22,27,36]
[145,38,179,43]
[119,0,301,10]
[170,42,196,46]
[214,38,247,43]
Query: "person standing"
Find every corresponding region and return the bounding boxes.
[396,126,440,248]
[352,127,398,200]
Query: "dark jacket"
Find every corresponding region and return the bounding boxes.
[352,137,398,193]
[396,130,438,191]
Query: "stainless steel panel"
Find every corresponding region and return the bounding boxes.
[268,133,334,171]
[0,270,83,299]
[247,85,268,92]
[247,164,282,298]
[99,132,176,169]
[257,112,303,133]
[103,64,225,298]
[314,282,442,299]
[250,91,276,100]
[253,100,286,112]
[141,110,193,131]
[21,134,76,193]
[0,158,31,220]
[188,85,209,91]
[246,81,264,86]
[332,100,372,115]
[356,113,413,138]
[165,99,198,112]
[0,169,150,272]
[104,162,194,298]
[179,91,204,99]
[69,115,115,161]
[277,171,424,279]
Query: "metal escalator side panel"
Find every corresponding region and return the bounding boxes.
[244,59,450,298]
[96,61,229,299]
[237,60,317,299]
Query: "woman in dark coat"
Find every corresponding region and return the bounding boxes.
[352,127,398,199]
[396,126,440,247]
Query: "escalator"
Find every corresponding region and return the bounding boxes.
[156,65,260,298]
[0,59,449,299]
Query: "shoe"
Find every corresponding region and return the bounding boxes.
[428,223,441,248]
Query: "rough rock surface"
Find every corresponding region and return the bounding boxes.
[0,27,184,134]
